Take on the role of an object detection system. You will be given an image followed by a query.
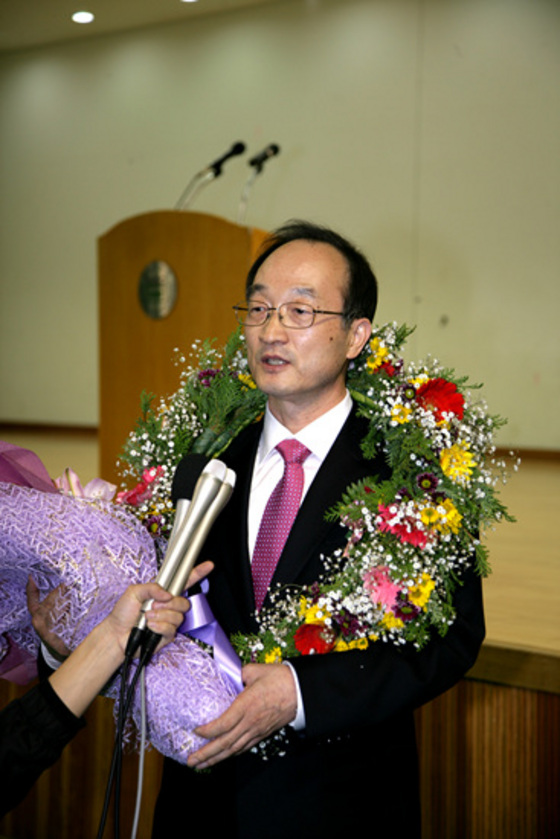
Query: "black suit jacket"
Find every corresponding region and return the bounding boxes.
[153,408,485,838]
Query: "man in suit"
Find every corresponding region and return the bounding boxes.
[152,221,485,837]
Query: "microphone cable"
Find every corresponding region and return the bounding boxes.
[95,457,235,836]
[95,630,154,839]
[130,668,148,839]
[94,646,133,839]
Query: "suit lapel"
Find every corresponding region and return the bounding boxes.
[218,422,260,621]
[219,408,387,617]
[264,409,386,607]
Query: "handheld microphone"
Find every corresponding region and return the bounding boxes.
[166,467,235,596]
[155,458,229,592]
[139,462,236,665]
[157,453,209,582]
[126,459,236,660]
[248,143,280,172]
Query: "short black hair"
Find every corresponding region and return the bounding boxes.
[245,219,378,322]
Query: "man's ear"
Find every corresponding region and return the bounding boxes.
[346,318,372,360]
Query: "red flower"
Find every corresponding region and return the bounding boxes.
[415,378,464,422]
[142,465,164,484]
[198,368,219,388]
[378,361,396,376]
[294,623,337,655]
[377,504,429,548]
[116,480,151,506]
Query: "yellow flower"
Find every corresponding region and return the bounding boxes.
[238,372,257,390]
[420,499,462,535]
[408,574,435,610]
[420,505,440,527]
[298,596,309,616]
[366,337,389,372]
[334,637,371,652]
[264,647,283,663]
[381,612,405,631]
[390,403,412,424]
[436,499,462,534]
[298,597,331,625]
[440,442,476,484]
[408,373,429,388]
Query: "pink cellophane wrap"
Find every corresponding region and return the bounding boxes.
[0,481,237,762]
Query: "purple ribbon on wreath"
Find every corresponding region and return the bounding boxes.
[179,579,244,695]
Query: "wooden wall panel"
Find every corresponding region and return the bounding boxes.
[2,676,558,838]
[415,680,559,839]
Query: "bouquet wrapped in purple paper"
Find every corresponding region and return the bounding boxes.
[0,469,238,763]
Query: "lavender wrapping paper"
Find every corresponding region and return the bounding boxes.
[0,481,237,762]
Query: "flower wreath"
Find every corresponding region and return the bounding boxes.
[117,323,515,661]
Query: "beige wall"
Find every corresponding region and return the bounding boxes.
[0,0,558,448]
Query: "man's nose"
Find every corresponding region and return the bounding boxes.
[259,308,288,338]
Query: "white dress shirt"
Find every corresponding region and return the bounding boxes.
[248,391,353,557]
[248,391,353,730]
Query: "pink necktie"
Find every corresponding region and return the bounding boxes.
[252,439,311,611]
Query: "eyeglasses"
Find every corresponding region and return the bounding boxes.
[233,301,346,330]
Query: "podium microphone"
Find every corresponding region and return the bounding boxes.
[206,141,246,177]
[175,141,246,210]
[238,143,281,224]
[248,143,280,173]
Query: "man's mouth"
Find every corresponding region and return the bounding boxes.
[261,355,288,367]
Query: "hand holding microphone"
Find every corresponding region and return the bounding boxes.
[127,457,236,665]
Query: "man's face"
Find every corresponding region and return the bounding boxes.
[244,239,371,431]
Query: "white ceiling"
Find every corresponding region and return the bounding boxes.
[0,0,279,53]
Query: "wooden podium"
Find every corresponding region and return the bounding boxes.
[98,211,267,483]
